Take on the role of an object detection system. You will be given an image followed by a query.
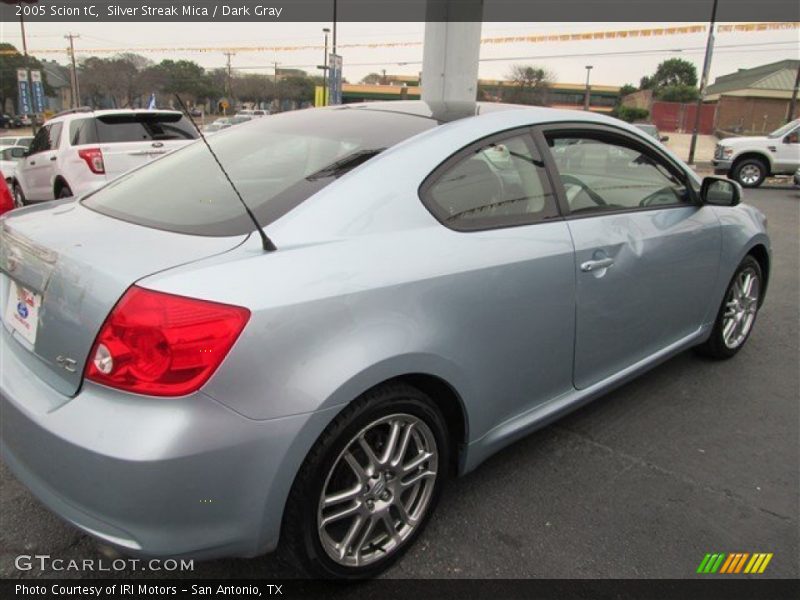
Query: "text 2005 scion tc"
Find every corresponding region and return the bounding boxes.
[0,101,769,579]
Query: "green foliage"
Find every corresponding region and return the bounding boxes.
[655,84,700,103]
[614,106,650,123]
[618,84,638,97]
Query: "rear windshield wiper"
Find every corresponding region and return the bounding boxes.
[306,149,384,181]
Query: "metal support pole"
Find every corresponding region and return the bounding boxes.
[688,0,719,165]
[583,65,593,111]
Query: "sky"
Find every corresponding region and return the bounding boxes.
[1,21,798,87]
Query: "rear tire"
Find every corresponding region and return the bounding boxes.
[732,158,767,188]
[56,183,73,199]
[282,382,449,580]
[696,255,762,359]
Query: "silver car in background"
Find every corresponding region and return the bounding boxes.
[0,102,770,579]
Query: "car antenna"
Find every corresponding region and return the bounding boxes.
[173,93,276,252]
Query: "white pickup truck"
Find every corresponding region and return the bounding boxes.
[713,118,800,187]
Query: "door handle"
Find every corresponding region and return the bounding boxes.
[49,156,57,161]
[580,258,615,272]
[29,161,36,166]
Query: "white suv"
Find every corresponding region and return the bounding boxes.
[11,108,198,206]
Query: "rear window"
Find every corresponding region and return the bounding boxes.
[70,113,198,145]
[82,108,435,236]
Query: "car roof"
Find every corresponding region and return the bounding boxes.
[336,100,631,129]
[46,108,183,124]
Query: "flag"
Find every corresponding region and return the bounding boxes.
[147,93,156,109]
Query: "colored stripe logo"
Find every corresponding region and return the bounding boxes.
[697,552,773,574]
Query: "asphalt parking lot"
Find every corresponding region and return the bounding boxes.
[1,185,797,582]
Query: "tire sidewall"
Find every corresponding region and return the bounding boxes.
[296,388,449,580]
[734,159,766,188]
[709,255,762,358]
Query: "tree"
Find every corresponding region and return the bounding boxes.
[0,43,53,114]
[640,58,698,89]
[506,64,554,105]
[657,84,700,103]
[618,84,638,97]
[360,73,382,84]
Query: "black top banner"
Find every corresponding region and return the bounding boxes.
[1,0,799,23]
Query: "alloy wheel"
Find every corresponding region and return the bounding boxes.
[12,185,24,208]
[317,413,438,568]
[722,267,760,349]
[738,164,762,186]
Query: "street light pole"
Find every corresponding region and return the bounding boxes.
[322,27,330,106]
[688,0,719,165]
[583,65,593,111]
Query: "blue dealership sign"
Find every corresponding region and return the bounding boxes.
[328,54,343,105]
[31,70,46,113]
[17,68,32,115]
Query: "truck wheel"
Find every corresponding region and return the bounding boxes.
[732,158,767,188]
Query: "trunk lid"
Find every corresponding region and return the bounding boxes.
[0,200,247,397]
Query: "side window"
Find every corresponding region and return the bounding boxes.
[785,129,799,144]
[28,126,51,155]
[48,122,63,150]
[422,132,558,230]
[545,133,691,214]
[70,118,99,145]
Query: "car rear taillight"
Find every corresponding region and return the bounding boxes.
[85,286,250,397]
[78,147,105,174]
[0,171,13,216]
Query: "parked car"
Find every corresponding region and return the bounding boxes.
[633,121,669,143]
[236,109,268,118]
[0,145,27,182]
[189,107,203,118]
[0,101,770,580]
[1,114,19,129]
[0,170,14,216]
[0,135,34,149]
[713,118,800,187]
[794,167,800,186]
[229,115,254,126]
[10,108,199,206]
[203,117,232,133]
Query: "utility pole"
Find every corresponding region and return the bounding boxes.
[17,13,36,134]
[224,51,235,113]
[688,0,719,165]
[321,28,330,106]
[274,61,280,112]
[583,65,593,111]
[65,33,81,108]
[787,62,800,122]
[332,0,337,59]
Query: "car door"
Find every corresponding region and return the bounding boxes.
[537,124,720,390]
[772,126,799,173]
[19,125,53,200]
[420,128,576,425]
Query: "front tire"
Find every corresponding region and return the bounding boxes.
[12,182,26,208]
[696,255,762,359]
[282,383,449,579]
[732,158,767,188]
[57,184,73,198]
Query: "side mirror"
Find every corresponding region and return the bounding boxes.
[660,135,670,142]
[784,133,798,144]
[9,147,26,159]
[701,176,741,206]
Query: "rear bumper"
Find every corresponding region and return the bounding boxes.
[0,325,331,560]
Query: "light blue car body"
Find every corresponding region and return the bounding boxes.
[0,103,770,560]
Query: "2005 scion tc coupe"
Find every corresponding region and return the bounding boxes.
[0,101,770,578]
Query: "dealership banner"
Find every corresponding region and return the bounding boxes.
[30,70,47,114]
[16,68,31,115]
[1,0,799,22]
